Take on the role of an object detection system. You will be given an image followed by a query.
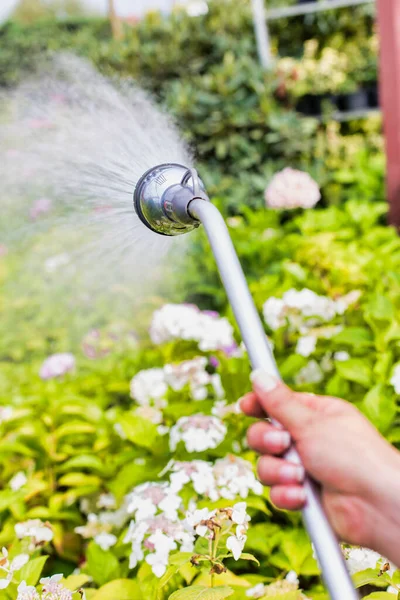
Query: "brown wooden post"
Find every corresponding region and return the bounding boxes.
[376,0,400,226]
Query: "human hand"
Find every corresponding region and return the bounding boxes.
[241,369,400,565]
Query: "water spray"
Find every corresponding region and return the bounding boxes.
[134,163,359,600]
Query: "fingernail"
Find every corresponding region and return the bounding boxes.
[263,430,291,448]
[280,464,305,483]
[235,398,244,413]
[285,487,307,503]
[251,369,279,392]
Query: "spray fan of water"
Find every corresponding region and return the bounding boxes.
[0,54,193,335]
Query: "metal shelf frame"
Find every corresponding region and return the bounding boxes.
[266,0,375,21]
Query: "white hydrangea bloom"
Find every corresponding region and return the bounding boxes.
[387,586,398,595]
[185,507,216,537]
[226,503,250,560]
[246,583,265,598]
[9,471,27,491]
[263,288,356,333]
[334,351,350,362]
[0,548,29,590]
[129,368,168,407]
[40,574,73,599]
[15,519,53,545]
[168,460,218,499]
[75,513,113,541]
[213,455,263,499]
[296,335,317,357]
[212,400,241,419]
[169,415,227,453]
[164,356,224,401]
[135,405,164,425]
[96,493,116,510]
[286,570,299,585]
[17,581,40,600]
[150,304,236,352]
[264,168,321,210]
[0,406,13,424]
[125,482,182,522]
[343,547,388,575]
[39,353,75,380]
[124,515,194,576]
[94,532,117,551]
[391,364,400,394]
[44,252,70,273]
[294,360,324,385]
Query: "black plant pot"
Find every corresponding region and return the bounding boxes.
[297,0,316,3]
[296,94,321,116]
[367,82,379,108]
[297,93,338,116]
[337,89,369,112]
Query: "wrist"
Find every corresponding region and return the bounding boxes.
[368,448,400,564]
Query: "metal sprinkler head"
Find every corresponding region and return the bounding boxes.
[133,163,209,236]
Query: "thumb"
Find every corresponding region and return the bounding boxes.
[251,369,314,435]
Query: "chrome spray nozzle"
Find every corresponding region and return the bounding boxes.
[133,163,209,236]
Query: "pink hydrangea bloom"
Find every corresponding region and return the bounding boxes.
[39,353,75,380]
[30,198,52,220]
[265,168,321,209]
[0,245,7,258]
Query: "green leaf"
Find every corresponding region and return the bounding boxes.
[361,385,396,433]
[18,556,48,586]
[366,295,395,322]
[238,553,260,565]
[169,586,234,600]
[0,491,20,513]
[57,455,104,474]
[55,422,96,439]
[352,568,388,589]
[58,473,102,488]
[336,359,372,388]
[91,579,142,600]
[86,542,120,586]
[362,594,397,599]
[333,327,373,347]
[117,414,159,449]
[62,574,91,591]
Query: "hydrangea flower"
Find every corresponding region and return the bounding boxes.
[343,547,395,576]
[129,368,168,407]
[30,198,52,220]
[390,364,400,394]
[75,514,117,550]
[124,515,194,576]
[17,581,40,600]
[265,168,321,210]
[0,548,29,589]
[0,245,7,258]
[263,288,344,332]
[39,354,75,380]
[9,471,27,491]
[40,574,73,599]
[15,519,54,546]
[44,253,70,274]
[168,460,218,499]
[294,360,324,385]
[149,304,236,352]
[125,482,182,522]
[164,357,224,401]
[334,351,350,362]
[186,503,250,561]
[295,335,317,357]
[135,405,164,425]
[169,415,227,453]
[213,455,263,499]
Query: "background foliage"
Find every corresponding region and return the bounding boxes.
[0,1,395,599]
